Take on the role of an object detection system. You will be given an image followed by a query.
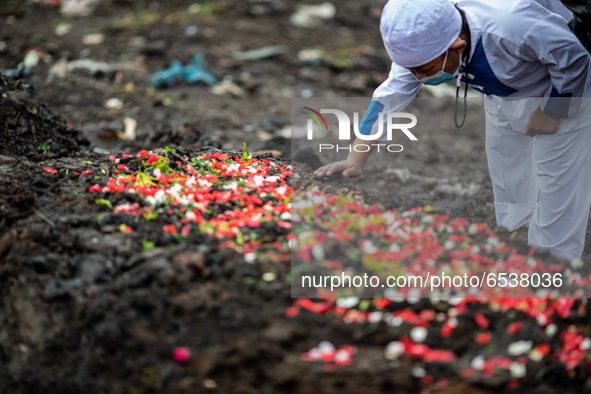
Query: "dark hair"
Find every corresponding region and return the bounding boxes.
[454,4,470,35]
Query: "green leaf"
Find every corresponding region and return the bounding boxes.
[142,239,155,251]
[95,198,113,210]
[142,210,158,221]
[359,299,371,311]
[135,172,156,187]
[242,142,251,160]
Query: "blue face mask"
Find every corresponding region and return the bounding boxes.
[416,51,460,86]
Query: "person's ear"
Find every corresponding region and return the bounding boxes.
[449,37,467,55]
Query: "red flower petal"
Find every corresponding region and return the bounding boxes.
[537,343,551,357]
[475,313,489,330]
[173,347,191,363]
[507,380,519,390]
[162,224,178,235]
[285,306,299,318]
[475,332,492,345]
[89,184,102,192]
[408,343,429,358]
[507,322,524,336]
[277,220,291,229]
[441,320,455,338]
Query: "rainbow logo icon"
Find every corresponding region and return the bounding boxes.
[302,107,328,133]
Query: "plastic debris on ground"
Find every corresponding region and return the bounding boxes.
[57,58,111,75]
[434,182,480,197]
[202,380,217,389]
[185,25,198,36]
[277,125,292,138]
[186,2,228,17]
[82,33,105,45]
[48,58,142,80]
[104,98,124,110]
[297,48,325,67]
[232,45,285,61]
[291,2,336,28]
[298,46,374,69]
[117,117,137,140]
[22,50,41,69]
[55,22,72,36]
[60,0,98,18]
[211,80,247,97]
[150,54,217,89]
[0,68,25,78]
[0,49,43,78]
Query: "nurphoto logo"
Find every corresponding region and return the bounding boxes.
[301,106,419,153]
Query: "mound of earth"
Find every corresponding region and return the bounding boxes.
[0,74,89,160]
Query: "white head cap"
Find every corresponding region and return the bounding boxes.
[380,0,462,68]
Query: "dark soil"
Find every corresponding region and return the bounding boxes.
[0,1,589,393]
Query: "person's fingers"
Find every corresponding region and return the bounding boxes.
[338,163,353,177]
[315,162,357,177]
[314,165,329,176]
[315,165,334,177]
[325,164,341,177]
[330,163,349,175]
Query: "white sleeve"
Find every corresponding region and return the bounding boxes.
[359,62,422,142]
[531,0,573,23]
[520,13,590,117]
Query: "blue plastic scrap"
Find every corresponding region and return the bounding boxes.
[150,54,217,89]
[0,67,26,78]
[183,54,217,85]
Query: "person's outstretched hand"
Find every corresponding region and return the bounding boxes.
[314,160,363,178]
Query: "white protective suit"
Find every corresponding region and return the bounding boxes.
[362,0,591,260]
